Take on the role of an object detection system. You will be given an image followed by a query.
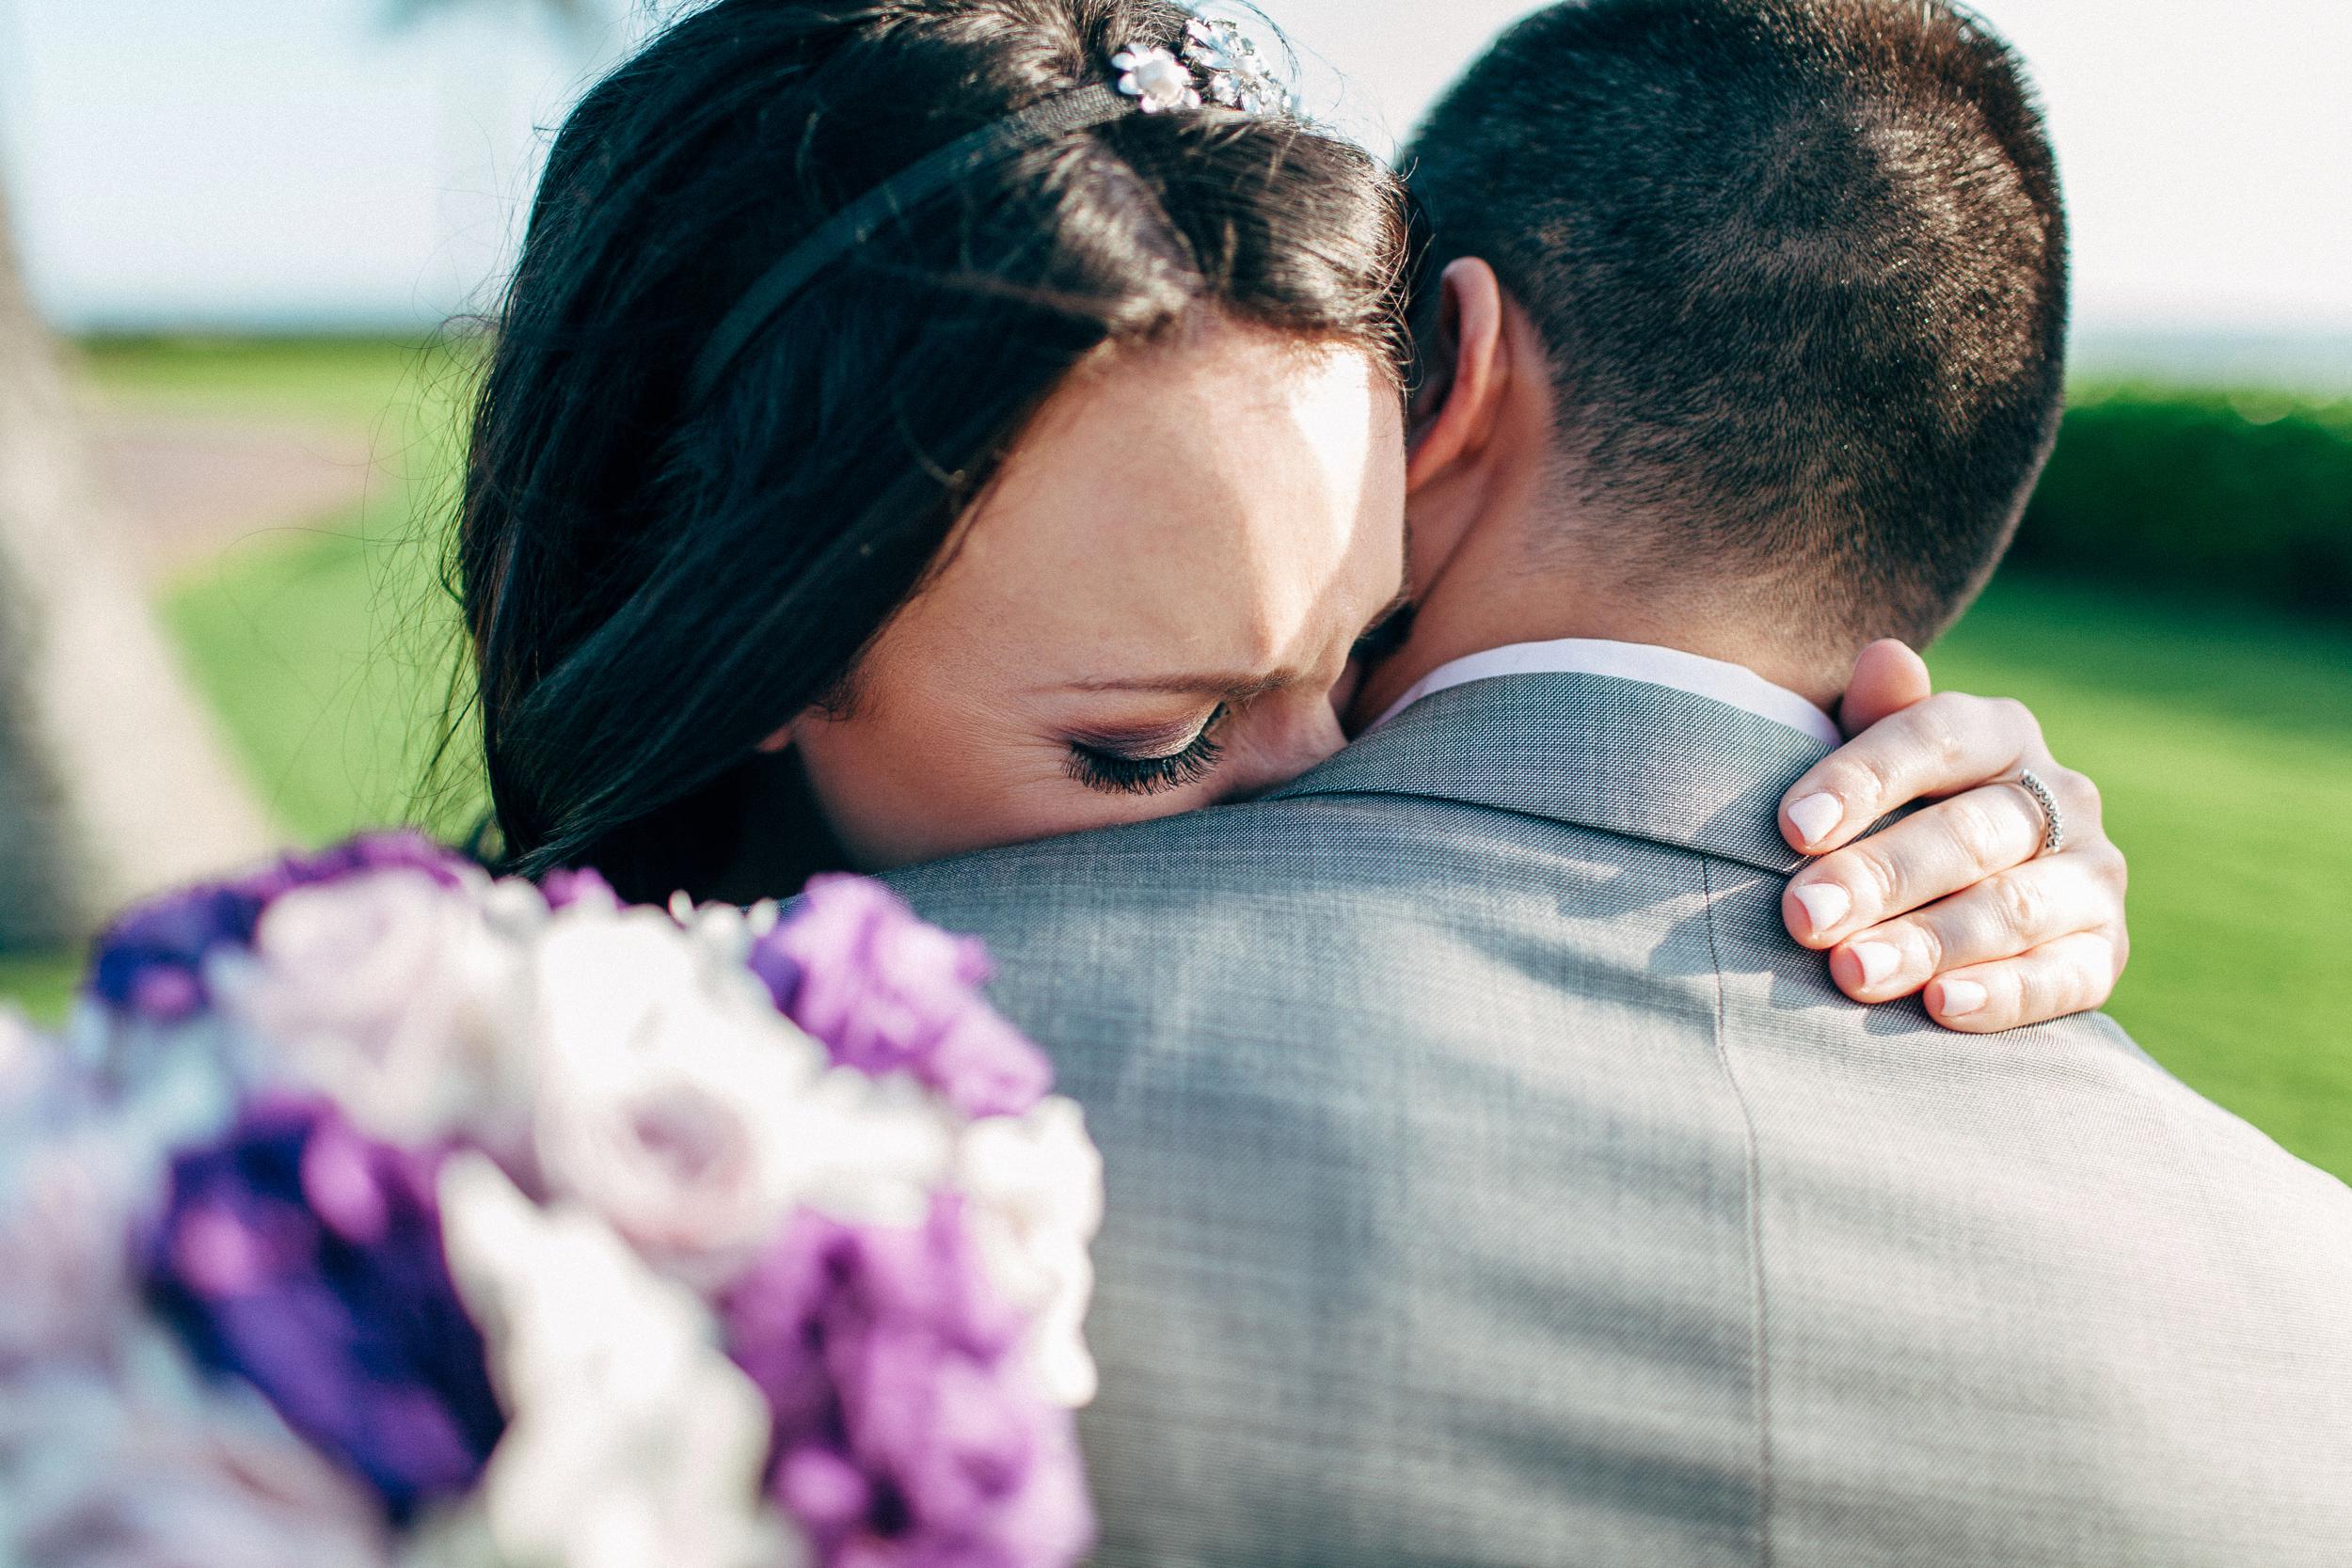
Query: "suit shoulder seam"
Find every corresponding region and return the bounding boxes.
[1701,856,1775,1566]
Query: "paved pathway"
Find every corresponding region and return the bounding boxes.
[85,412,378,581]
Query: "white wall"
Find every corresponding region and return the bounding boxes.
[1280,0,2352,335]
[3,0,2346,339]
[0,0,619,329]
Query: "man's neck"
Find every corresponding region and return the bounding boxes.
[1373,277,1853,733]
[1357,530,1851,731]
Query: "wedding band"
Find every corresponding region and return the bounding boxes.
[2014,768,2064,858]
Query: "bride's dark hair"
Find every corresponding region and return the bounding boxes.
[457,0,1414,901]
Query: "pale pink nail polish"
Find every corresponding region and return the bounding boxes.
[1938,978,1989,1018]
[1788,792,1844,847]
[1852,941,1901,988]
[1790,882,1851,935]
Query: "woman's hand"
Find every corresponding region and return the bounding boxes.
[1777,641,2129,1033]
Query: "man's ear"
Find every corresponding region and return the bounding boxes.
[1406,257,1508,496]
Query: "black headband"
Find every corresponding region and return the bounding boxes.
[687,82,1136,405]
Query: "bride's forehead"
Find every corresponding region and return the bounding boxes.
[980,332,1394,571]
[894,325,1406,682]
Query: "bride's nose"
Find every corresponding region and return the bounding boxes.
[1216,694,1350,803]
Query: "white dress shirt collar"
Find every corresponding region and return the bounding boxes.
[1371,637,1843,748]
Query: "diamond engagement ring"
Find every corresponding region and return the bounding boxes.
[2014,768,2064,858]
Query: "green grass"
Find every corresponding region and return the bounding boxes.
[2,338,485,1026]
[7,336,2349,1182]
[75,334,474,430]
[1932,578,2352,1179]
[111,336,489,848]
[0,954,79,1025]
[161,511,477,847]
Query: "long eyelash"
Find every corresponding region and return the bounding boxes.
[1066,706,1229,798]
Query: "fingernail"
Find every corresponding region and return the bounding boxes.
[1788,792,1845,847]
[1937,978,1988,1018]
[1789,881,1851,936]
[1852,941,1902,988]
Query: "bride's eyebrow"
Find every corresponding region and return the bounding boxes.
[1060,671,1294,699]
[1056,585,1416,700]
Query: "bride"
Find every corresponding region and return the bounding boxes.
[452,0,2122,1029]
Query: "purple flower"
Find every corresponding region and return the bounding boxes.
[87,883,271,1022]
[538,865,619,912]
[87,833,475,1024]
[141,1097,504,1521]
[726,1197,1094,1568]
[753,878,1052,1120]
[251,832,473,902]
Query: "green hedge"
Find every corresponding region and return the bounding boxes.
[2011,384,2352,616]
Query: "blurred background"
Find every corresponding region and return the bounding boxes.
[0,2,2345,1170]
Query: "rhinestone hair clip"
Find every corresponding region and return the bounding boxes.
[690,12,1299,404]
[1115,15,1299,118]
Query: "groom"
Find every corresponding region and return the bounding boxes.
[894,1,2352,1562]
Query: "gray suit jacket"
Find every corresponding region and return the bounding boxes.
[886,672,2352,1567]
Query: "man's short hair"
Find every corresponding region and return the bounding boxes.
[1405,0,2069,644]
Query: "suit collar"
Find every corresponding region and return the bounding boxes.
[1370,636,1844,747]
[1271,670,1835,875]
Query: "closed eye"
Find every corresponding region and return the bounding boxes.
[1065,705,1230,797]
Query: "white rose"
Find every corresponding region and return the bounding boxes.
[433,1154,802,1568]
[63,991,249,1156]
[0,1006,40,1098]
[957,1096,1105,1408]
[480,875,559,941]
[212,869,532,1149]
[784,1065,961,1230]
[0,1023,229,1374]
[529,908,953,1287]
[0,1128,145,1374]
[0,1358,393,1568]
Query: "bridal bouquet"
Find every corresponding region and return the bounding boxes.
[0,834,1103,1568]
